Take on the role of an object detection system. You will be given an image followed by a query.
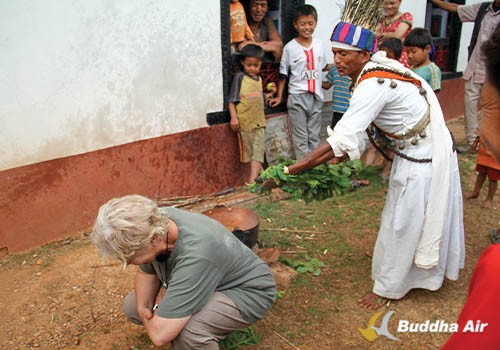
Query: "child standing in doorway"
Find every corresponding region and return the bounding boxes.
[269,4,326,159]
[229,44,275,183]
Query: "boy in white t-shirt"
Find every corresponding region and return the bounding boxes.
[269,4,326,159]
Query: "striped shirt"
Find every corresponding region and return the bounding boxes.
[412,62,442,92]
[325,65,351,113]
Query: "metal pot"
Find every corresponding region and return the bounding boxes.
[202,206,259,248]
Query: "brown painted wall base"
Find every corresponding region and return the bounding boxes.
[438,78,465,121]
[0,124,249,253]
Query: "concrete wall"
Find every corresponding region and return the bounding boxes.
[0,0,223,172]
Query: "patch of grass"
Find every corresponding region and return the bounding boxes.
[275,290,286,299]
[292,275,314,289]
[219,327,259,350]
[458,154,476,192]
[253,200,283,219]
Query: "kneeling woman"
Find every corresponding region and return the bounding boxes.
[91,194,276,349]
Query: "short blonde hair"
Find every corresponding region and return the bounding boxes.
[91,194,168,267]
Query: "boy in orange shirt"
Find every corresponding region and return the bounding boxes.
[230,0,254,52]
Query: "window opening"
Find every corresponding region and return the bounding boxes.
[426,0,465,79]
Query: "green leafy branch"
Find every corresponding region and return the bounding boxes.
[249,159,378,203]
[279,256,325,276]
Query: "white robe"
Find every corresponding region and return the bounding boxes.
[326,54,465,299]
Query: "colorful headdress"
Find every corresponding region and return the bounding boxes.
[331,0,383,53]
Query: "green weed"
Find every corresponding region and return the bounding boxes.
[219,327,259,350]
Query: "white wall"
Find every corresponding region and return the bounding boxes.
[0,0,223,171]
[400,1,426,27]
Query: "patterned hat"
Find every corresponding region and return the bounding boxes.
[331,0,383,53]
[331,21,378,53]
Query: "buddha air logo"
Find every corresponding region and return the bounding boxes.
[360,311,489,342]
[358,311,399,342]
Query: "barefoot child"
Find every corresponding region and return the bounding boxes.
[229,44,275,183]
[466,134,500,208]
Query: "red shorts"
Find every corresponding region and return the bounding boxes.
[476,164,500,181]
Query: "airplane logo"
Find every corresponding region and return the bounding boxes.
[358,311,400,342]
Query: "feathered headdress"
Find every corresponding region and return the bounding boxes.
[331,0,383,53]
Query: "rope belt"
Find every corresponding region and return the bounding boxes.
[375,107,430,140]
[366,129,432,163]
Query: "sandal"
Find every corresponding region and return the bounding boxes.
[490,229,500,244]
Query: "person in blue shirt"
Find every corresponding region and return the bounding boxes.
[322,64,352,129]
[405,28,442,92]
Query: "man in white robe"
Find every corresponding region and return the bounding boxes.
[270,21,465,309]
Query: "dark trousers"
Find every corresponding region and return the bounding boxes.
[331,112,344,129]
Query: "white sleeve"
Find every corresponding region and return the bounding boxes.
[326,78,389,159]
[321,41,327,70]
[279,44,290,76]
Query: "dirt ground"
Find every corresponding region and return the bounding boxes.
[1,118,499,350]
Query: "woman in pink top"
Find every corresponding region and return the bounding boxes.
[378,0,413,67]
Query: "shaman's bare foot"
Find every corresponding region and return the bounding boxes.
[358,292,388,310]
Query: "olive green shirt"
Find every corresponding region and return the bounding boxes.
[139,207,276,323]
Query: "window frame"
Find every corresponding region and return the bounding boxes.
[207,0,304,126]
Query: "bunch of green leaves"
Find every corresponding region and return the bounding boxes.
[249,159,377,202]
[219,327,260,350]
[279,256,325,276]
